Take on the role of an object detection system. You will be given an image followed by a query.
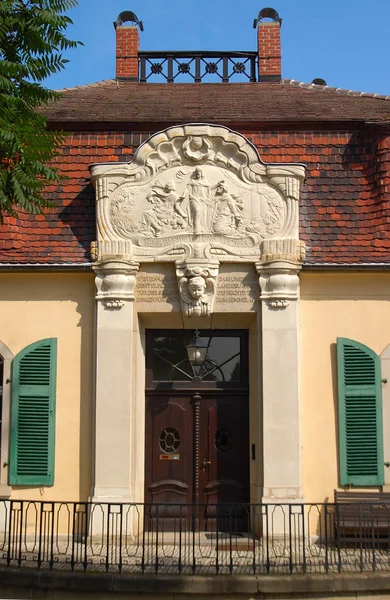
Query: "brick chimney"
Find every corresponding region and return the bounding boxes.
[114,11,143,81]
[254,8,282,82]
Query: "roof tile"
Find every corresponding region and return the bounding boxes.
[1,127,390,265]
[40,80,390,125]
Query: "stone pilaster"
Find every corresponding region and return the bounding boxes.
[256,259,303,521]
[91,256,139,502]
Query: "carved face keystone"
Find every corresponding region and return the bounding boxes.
[188,277,206,300]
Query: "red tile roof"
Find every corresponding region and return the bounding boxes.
[1,80,390,266]
[42,80,390,126]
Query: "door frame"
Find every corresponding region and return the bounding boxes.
[144,329,250,515]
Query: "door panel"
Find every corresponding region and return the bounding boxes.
[200,397,249,504]
[200,396,249,531]
[145,395,193,508]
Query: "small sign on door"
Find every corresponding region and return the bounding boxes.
[159,454,180,460]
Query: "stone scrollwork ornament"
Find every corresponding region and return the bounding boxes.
[182,136,214,162]
[266,298,289,309]
[256,260,301,310]
[177,266,217,317]
[94,258,139,310]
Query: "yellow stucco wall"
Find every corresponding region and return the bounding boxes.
[0,273,94,502]
[300,272,390,504]
[1,269,389,506]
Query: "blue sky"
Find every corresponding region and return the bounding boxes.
[46,0,390,95]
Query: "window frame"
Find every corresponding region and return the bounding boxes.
[0,341,13,497]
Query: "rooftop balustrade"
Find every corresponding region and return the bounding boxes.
[138,51,258,83]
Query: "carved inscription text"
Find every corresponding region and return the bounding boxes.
[215,273,257,308]
[136,273,179,306]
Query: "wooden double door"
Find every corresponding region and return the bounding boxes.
[144,330,249,531]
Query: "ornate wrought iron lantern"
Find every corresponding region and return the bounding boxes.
[185,330,208,376]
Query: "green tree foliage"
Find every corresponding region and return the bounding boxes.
[0,0,81,220]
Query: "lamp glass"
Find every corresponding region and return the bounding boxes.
[186,331,208,376]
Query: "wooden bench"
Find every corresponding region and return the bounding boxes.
[334,491,390,541]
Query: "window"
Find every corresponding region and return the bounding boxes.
[149,331,246,384]
[9,338,57,486]
[337,337,384,486]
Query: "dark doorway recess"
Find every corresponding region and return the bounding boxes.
[145,330,249,531]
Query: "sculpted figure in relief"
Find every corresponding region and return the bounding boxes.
[121,164,286,244]
[185,168,213,234]
[140,180,187,237]
[179,268,215,317]
[182,170,245,236]
[138,170,264,239]
[212,180,244,235]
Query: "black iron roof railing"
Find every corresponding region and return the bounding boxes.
[138,50,258,83]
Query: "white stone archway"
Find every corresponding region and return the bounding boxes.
[89,124,306,514]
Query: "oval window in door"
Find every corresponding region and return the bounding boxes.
[159,427,180,453]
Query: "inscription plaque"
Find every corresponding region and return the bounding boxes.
[136,271,180,309]
[215,271,258,311]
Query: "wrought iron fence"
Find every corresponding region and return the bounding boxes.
[1,500,390,575]
[138,51,258,83]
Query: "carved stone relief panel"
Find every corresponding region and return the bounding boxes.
[99,167,287,263]
[90,124,306,313]
[90,124,305,265]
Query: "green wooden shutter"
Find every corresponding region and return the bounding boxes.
[337,337,384,486]
[9,338,57,486]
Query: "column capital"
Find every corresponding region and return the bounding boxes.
[256,260,301,309]
[93,256,139,309]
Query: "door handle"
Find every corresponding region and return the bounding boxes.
[200,457,211,470]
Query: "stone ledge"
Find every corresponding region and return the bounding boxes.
[1,568,390,598]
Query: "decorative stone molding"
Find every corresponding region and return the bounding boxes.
[90,124,305,265]
[260,238,306,264]
[256,260,301,309]
[176,261,219,317]
[90,241,98,262]
[94,258,139,309]
[267,299,289,309]
[96,177,109,202]
[97,240,133,261]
